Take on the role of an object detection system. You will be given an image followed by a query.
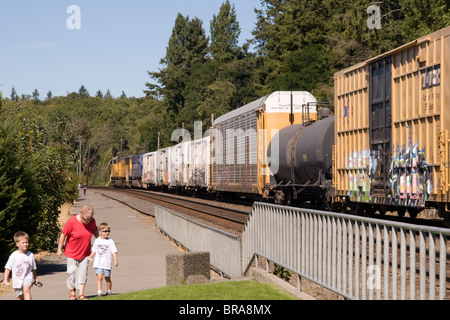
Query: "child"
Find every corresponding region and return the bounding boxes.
[88,223,118,296]
[2,231,38,300]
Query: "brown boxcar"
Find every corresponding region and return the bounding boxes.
[333,26,450,217]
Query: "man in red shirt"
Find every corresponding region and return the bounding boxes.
[57,204,99,300]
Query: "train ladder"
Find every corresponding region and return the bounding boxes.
[439,130,449,198]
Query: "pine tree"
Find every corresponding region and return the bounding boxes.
[10,86,18,102]
[78,85,89,97]
[196,0,258,118]
[105,89,113,99]
[146,13,208,117]
[32,89,40,101]
[209,0,241,64]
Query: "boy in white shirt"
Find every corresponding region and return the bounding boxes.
[88,223,118,296]
[2,231,38,300]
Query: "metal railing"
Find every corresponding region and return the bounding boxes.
[242,203,450,300]
[155,202,450,299]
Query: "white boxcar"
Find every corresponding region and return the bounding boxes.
[142,151,158,188]
[180,141,191,187]
[159,147,170,187]
[170,141,188,187]
[167,145,177,188]
[189,137,210,188]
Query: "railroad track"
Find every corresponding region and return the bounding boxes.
[95,187,250,233]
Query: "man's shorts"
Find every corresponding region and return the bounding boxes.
[67,257,89,289]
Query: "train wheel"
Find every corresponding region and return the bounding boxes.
[274,190,285,205]
[408,208,420,219]
[397,208,406,217]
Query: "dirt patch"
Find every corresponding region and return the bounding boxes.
[0,283,12,297]
[58,202,74,228]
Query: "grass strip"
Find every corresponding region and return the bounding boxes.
[94,280,297,300]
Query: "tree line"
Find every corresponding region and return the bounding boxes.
[1,0,449,265]
[145,0,450,135]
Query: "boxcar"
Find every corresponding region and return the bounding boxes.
[158,147,170,188]
[188,136,210,189]
[173,141,190,187]
[142,151,157,188]
[210,91,318,197]
[333,26,450,217]
[166,145,176,188]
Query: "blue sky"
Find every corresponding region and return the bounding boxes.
[0,0,261,99]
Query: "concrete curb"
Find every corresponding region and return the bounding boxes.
[249,268,316,300]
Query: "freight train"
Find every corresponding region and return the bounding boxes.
[109,26,450,220]
[109,90,321,197]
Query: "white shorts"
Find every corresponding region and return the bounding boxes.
[66,257,89,289]
[14,278,33,297]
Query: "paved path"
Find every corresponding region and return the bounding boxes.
[1,191,180,300]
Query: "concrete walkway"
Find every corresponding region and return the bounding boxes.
[1,191,180,300]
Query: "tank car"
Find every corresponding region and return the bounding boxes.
[268,108,335,208]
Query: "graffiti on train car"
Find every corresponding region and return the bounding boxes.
[389,143,433,205]
[345,144,433,205]
[345,150,373,202]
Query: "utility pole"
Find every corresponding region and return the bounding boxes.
[86,144,90,186]
[157,132,160,150]
[78,135,82,181]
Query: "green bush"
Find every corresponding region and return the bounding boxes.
[0,107,79,267]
